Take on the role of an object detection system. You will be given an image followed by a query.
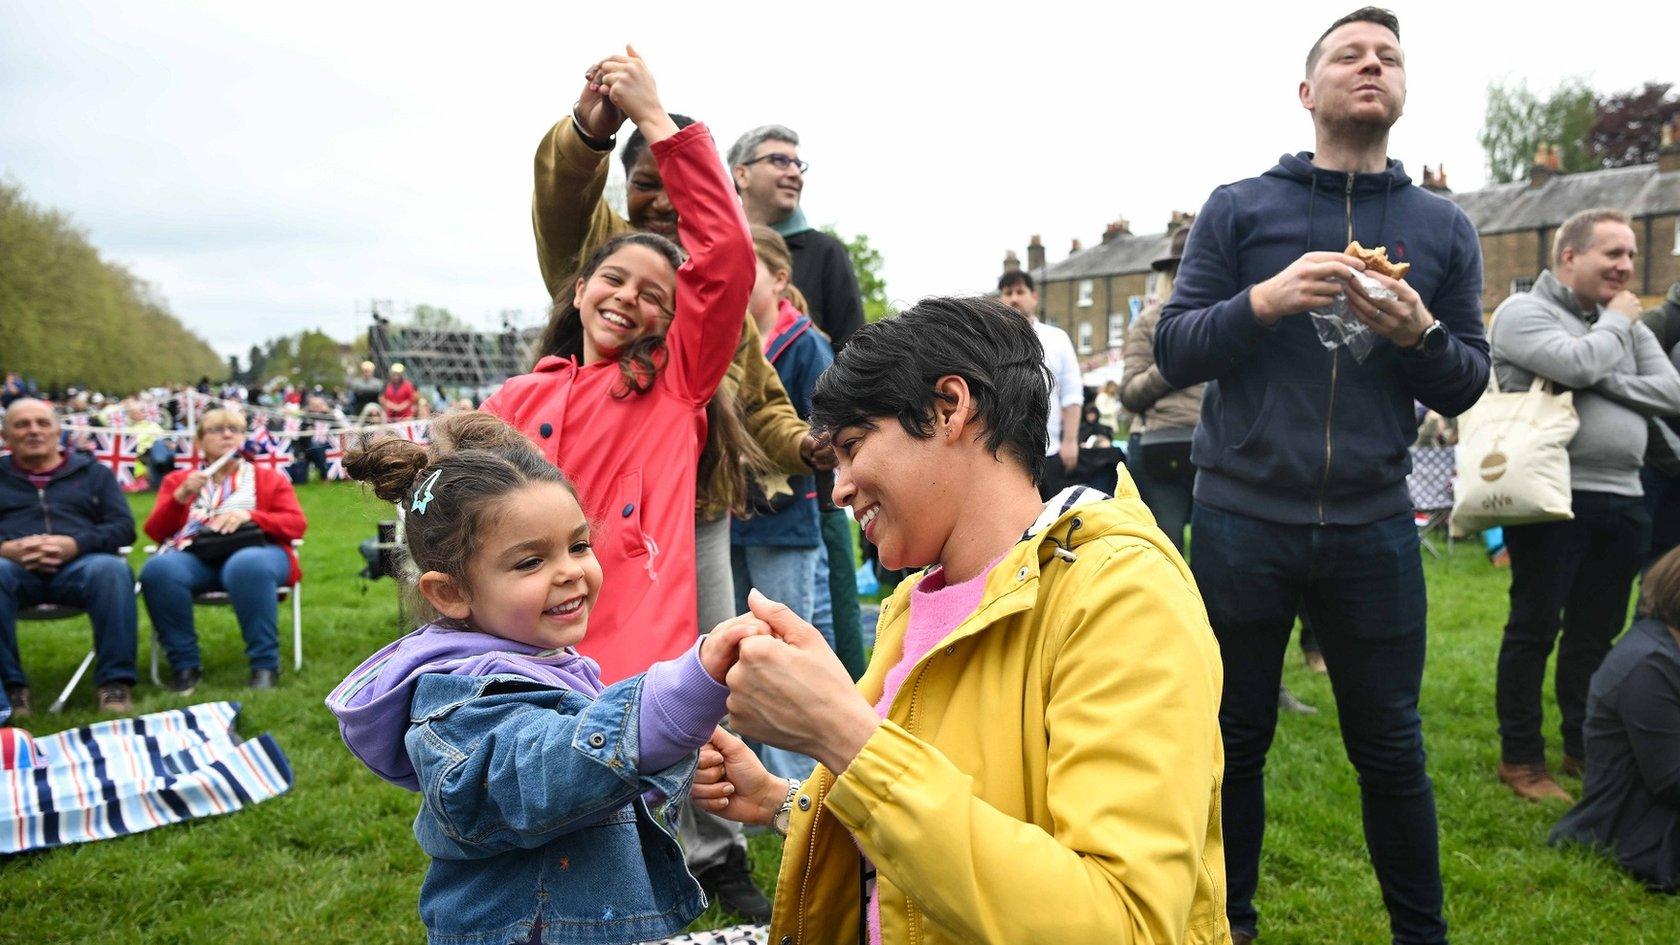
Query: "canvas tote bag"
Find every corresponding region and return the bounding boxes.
[1451,375,1578,534]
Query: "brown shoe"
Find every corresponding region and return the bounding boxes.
[1232,932,1255,945]
[1303,650,1328,674]
[1560,755,1585,779]
[1498,761,1573,802]
[96,683,134,715]
[4,685,30,719]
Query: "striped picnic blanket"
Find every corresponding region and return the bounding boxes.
[1,701,292,854]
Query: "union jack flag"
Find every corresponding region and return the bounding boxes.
[395,420,430,444]
[173,437,203,472]
[323,433,348,481]
[92,433,140,488]
[244,427,294,474]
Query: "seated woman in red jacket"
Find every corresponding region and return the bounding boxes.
[140,409,307,693]
[482,48,753,683]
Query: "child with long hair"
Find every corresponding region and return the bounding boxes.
[483,49,755,684]
[327,412,766,943]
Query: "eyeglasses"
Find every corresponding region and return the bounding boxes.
[739,153,808,174]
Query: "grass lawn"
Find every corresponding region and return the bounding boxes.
[3,482,1678,943]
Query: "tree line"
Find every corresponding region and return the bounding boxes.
[0,178,225,394]
[1481,80,1680,184]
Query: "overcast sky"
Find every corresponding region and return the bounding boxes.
[2,1,1673,359]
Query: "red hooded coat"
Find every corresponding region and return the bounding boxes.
[483,123,751,682]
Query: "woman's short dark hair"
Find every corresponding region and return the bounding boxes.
[811,296,1051,481]
[1641,546,1680,628]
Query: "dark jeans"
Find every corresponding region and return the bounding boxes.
[138,545,291,672]
[1126,433,1195,552]
[1640,466,1680,570]
[1191,503,1444,944]
[289,444,328,486]
[1498,491,1648,764]
[0,554,139,688]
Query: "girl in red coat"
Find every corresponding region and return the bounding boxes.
[483,49,753,682]
[141,409,307,692]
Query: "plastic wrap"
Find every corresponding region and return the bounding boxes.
[1309,270,1396,363]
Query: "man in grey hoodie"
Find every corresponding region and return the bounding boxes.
[1490,208,1680,803]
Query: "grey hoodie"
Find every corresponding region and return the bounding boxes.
[1491,270,1680,496]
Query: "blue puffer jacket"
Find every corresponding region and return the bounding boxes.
[1154,153,1489,526]
[0,451,135,554]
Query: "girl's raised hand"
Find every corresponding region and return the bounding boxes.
[691,726,783,826]
[699,614,774,683]
[590,45,676,143]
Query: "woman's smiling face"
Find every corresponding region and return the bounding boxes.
[830,417,959,574]
[573,244,676,363]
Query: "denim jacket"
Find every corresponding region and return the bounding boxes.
[407,671,704,945]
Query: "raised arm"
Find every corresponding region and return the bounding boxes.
[1494,295,1637,390]
[590,48,751,404]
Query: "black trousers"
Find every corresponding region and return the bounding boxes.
[1498,490,1650,764]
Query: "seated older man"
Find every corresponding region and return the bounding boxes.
[0,399,139,715]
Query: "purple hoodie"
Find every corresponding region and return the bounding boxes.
[326,623,728,791]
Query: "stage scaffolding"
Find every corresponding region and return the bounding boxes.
[365,305,541,392]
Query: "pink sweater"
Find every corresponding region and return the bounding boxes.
[865,557,1000,945]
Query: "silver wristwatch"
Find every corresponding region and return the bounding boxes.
[771,778,803,838]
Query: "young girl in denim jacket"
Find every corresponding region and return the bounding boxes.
[327,412,764,944]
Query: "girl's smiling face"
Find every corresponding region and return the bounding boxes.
[453,481,603,650]
[573,244,676,364]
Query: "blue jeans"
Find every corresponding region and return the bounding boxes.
[1190,503,1445,945]
[0,553,139,688]
[731,543,823,781]
[138,545,291,672]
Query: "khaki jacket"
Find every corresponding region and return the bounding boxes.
[532,116,811,516]
[1121,301,1204,433]
[770,474,1230,945]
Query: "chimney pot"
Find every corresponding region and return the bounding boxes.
[1003,249,1021,273]
[1026,235,1045,273]
[1070,238,1083,254]
[1660,119,1680,174]
[1529,142,1558,188]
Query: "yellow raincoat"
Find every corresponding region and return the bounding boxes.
[769,476,1229,944]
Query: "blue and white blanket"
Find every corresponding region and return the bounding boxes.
[1,701,292,854]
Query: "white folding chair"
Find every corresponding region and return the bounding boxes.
[144,538,306,686]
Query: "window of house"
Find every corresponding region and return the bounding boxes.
[1108,311,1127,347]
[1077,280,1094,307]
[1077,322,1093,354]
[1509,277,1536,295]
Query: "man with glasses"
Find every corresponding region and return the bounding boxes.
[727,126,864,349]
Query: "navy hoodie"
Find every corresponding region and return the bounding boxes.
[1155,153,1488,526]
[0,451,136,554]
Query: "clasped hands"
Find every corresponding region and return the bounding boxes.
[0,534,78,574]
[1252,250,1436,348]
[692,589,880,826]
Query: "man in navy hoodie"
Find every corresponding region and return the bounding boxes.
[1155,8,1486,944]
[0,399,138,715]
